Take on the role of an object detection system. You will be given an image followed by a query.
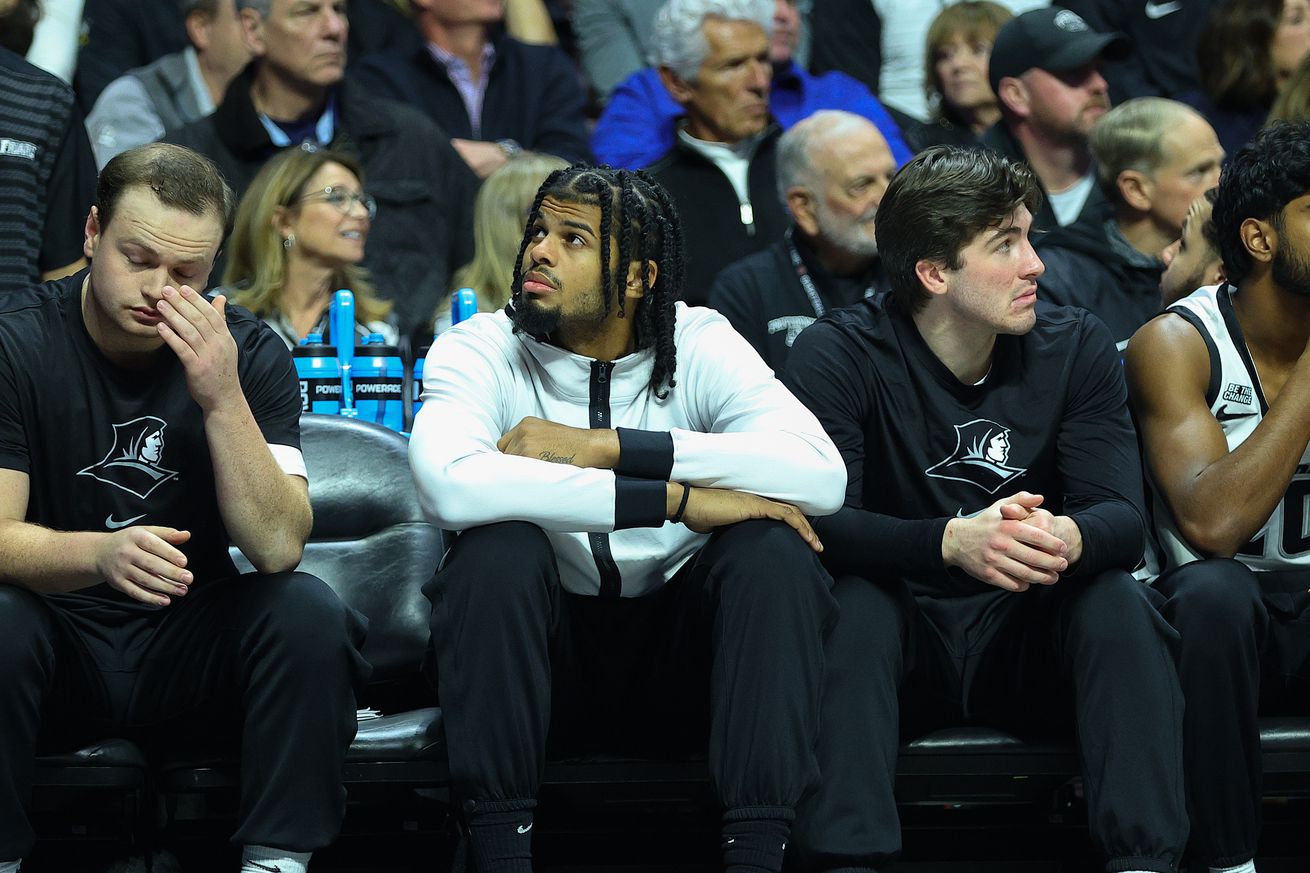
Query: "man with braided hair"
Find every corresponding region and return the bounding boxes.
[410,163,846,873]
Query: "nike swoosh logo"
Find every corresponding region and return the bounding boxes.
[105,513,145,530]
[248,863,281,873]
[1144,0,1182,18]
[1215,404,1256,422]
[517,823,533,834]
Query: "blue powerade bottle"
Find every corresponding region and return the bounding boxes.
[353,334,404,432]
[451,287,478,326]
[332,289,357,418]
[291,333,342,414]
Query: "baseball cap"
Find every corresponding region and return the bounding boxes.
[988,8,1131,92]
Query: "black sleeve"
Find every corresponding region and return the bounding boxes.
[0,332,29,474]
[784,319,950,579]
[234,311,302,451]
[1057,312,1146,578]
[39,101,97,274]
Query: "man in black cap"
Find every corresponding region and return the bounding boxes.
[983,6,1131,233]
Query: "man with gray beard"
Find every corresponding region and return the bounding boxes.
[708,110,893,376]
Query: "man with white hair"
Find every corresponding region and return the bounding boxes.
[643,0,791,303]
[708,110,894,375]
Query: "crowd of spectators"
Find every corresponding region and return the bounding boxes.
[5,0,1310,343]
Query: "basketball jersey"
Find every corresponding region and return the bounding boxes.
[1152,284,1310,572]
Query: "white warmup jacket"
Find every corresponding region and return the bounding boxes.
[409,303,847,596]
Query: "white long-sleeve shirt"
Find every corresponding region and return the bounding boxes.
[409,303,846,596]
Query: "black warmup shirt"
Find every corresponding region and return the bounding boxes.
[784,295,1145,600]
[0,272,302,631]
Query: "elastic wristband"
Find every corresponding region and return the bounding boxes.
[671,484,692,524]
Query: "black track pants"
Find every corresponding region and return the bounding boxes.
[1156,559,1310,868]
[0,573,369,859]
[426,519,837,820]
[792,570,1187,873]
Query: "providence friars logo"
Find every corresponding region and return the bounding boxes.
[77,416,179,499]
[925,419,1027,494]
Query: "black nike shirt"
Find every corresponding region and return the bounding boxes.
[784,294,1146,598]
[0,271,302,622]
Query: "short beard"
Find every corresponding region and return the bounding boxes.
[1272,243,1310,298]
[507,292,562,339]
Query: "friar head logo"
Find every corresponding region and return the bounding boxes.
[77,416,179,499]
[925,418,1027,494]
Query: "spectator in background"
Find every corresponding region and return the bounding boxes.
[351,0,591,179]
[1267,50,1310,124]
[911,0,1012,150]
[434,152,567,336]
[1036,98,1223,343]
[73,0,417,113]
[167,0,478,341]
[1182,0,1310,155]
[74,0,191,112]
[1060,0,1216,103]
[984,7,1129,232]
[1159,188,1223,306]
[0,45,96,293]
[572,0,657,102]
[222,147,398,348]
[642,0,790,304]
[807,0,1045,128]
[86,0,252,168]
[592,0,911,171]
[708,110,893,376]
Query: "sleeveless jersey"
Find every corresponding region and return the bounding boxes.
[1153,284,1310,572]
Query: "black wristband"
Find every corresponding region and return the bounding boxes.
[671,484,692,524]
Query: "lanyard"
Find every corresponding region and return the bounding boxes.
[785,228,878,318]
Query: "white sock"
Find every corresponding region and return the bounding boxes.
[240,845,311,873]
[1211,862,1256,873]
[0,860,20,873]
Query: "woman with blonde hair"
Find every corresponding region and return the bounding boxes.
[433,152,569,335]
[223,146,398,348]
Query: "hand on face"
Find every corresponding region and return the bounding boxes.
[155,285,241,413]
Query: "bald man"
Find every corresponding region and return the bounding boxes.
[708,109,895,376]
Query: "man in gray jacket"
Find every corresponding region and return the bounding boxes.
[86,0,251,168]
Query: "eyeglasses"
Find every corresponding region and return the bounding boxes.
[298,186,377,219]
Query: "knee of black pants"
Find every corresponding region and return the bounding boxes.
[236,571,369,681]
[0,585,58,689]
[1060,569,1178,656]
[827,574,911,681]
[426,521,557,608]
[1159,558,1264,646]
[702,518,833,609]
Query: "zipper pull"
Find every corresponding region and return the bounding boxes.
[739,201,755,236]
